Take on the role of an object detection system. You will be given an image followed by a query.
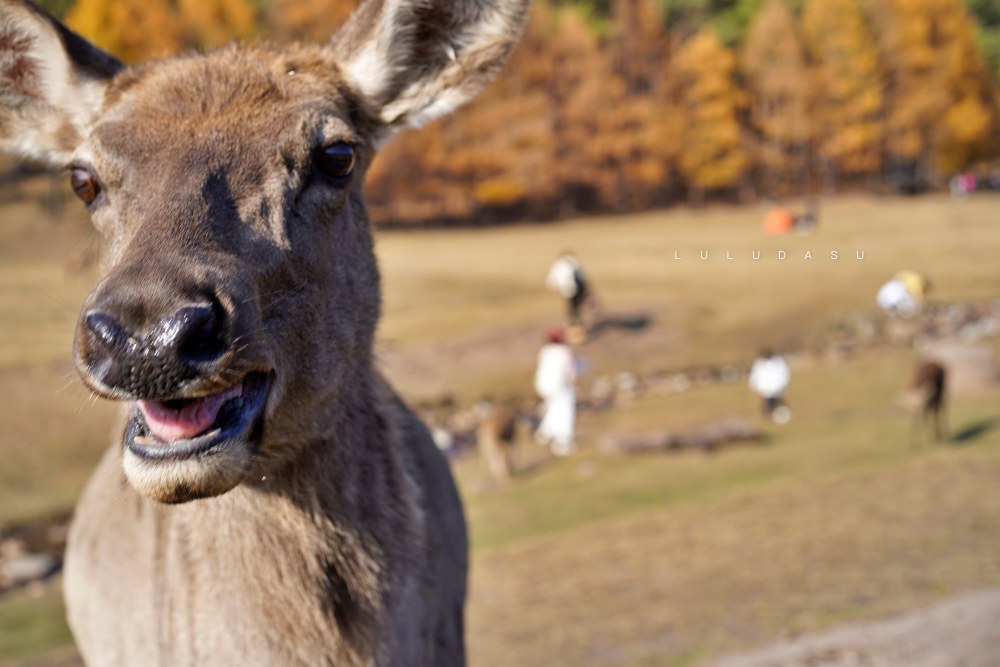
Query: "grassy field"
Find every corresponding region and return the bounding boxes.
[376,192,1000,400]
[461,348,1000,666]
[1,189,999,665]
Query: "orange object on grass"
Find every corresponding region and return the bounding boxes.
[763,207,794,235]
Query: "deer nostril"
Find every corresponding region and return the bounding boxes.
[85,312,129,352]
[172,303,227,364]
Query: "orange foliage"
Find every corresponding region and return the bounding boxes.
[61,0,1000,224]
[67,0,182,63]
[179,0,257,49]
[672,27,748,195]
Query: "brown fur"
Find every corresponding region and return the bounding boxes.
[0,0,529,664]
[476,402,518,482]
[907,360,947,445]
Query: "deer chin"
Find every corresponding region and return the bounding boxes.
[122,372,272,504]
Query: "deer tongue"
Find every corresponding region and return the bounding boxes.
[137,383,243,442]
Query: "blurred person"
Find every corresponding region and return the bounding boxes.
[949,171,977,198]
[533,327,577,456]
[749,349,791,424]
[793,198,820,234]
[546,251,592,333]
[877,271,930,318]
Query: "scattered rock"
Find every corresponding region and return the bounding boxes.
[0,537,26,561]
[921,340,1000,396]
[2,553,59,588]
[601,418,763,455]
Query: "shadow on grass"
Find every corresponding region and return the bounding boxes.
[950,417,1000,445]
[587,312,652,339]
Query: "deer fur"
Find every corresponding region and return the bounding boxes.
[475,400,518,483]
[0,1,529,664]
[905,359,947,446]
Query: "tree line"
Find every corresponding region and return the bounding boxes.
[42,0,1000,225]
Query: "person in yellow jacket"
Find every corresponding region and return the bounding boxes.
[877,270,930,318]
[894,270,929,303]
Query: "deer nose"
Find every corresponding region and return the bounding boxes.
[159,304,227,364]
[81,301,228,397]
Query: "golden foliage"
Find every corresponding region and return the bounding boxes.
[179,0,257,49]
[60,0,1000,223]
[672,27,748,193]
[740,0,812,195]
[273,0,357,41]
[802,0,884,176]
[66,0,182,63]
[871,0,999,172]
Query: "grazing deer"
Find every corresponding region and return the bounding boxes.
[0,0,528,664]
[905,360,948,445]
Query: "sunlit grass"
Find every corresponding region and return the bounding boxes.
[0,587,73,665]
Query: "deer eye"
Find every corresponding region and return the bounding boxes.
[315,143,355,183]
[70,167,101,205]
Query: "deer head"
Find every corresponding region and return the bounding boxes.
[0,0,528,503]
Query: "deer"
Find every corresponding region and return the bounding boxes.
[0,0,529,664]
[905,359,948,446]
[475,399,519,483]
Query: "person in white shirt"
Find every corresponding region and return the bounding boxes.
[533,328,577,456]
[877,270,929,318]
[876,278,918,317]
[749,349,791,424]
[546,251,590,326]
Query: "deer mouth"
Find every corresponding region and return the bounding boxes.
[125,372,271,460]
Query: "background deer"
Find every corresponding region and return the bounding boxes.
[476,399,520,483]
[0,0,528,664]
[905,359,948,445]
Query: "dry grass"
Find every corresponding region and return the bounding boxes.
[462,349,1000,666]
[0,587,73,666]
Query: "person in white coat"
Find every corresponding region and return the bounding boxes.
[749,349,791,424]
[546,251,590,327]
[534,328,577,456]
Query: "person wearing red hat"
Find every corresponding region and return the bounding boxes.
[533,327,577,455]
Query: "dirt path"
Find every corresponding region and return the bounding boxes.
[703,589,1000,667]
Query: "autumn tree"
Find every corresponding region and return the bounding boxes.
[740,0,812,197]
[609,0,670,93]
[272,0,357,42]
[33,0,73,18]
[365,3,559,223]
[871,0,999,175]
[66,0,182,63]
[179,0,258,50]
[670,26,748,202]
[602,0,683,207]
[801,0,884,185]
[449,5,560,215]
[964,0,1000,76]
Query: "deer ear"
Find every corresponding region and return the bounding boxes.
[333,0,529,140]
[0,0,122,165]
